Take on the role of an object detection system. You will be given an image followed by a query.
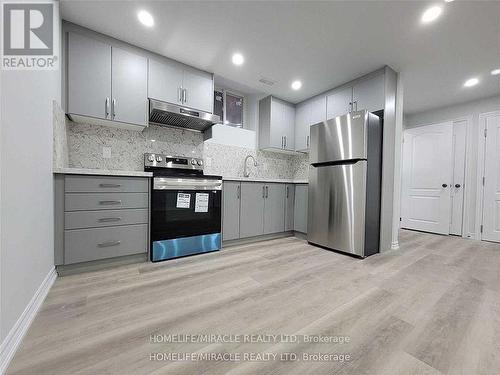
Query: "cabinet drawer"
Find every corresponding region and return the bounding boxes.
[65,209,148,230]
[65,175,149,193]
[65,193,148,211]
[65,224,148,264]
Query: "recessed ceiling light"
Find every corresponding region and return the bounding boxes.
[491,69,500,76]
[421,5,443,23]
[444,0,454,2]
[291,80,302,90]
[463,78,479,87]
[232,53,244,66]
[137,10,154,27]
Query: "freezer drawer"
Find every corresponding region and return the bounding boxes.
[308,161,367,257]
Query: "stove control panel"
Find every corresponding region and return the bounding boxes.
[144,153,204,171]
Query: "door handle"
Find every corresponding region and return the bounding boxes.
[237,185,240,199]
[98,217,122,223]
[455,184,461,188]
[286,186,289,198]
[105,97,110,118]
[442,184,448,188]
[265,186,269,198]
[262,186,265,198]
[112,98,116,119]
[307,135,309,148]
[178,87,183,103]
[182,88,187,103]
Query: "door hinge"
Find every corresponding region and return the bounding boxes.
[484,128,488,138]
[480,224,483,233]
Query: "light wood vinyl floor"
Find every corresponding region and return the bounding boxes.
[7,230,500,374]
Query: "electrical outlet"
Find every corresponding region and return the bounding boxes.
[102,146,111,158]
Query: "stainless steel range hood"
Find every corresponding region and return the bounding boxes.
[148,99,220,132]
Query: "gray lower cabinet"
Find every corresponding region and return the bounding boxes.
[285,184,295,231]
[294,184,308,233]
[263,184,286,234]
[222,181,241,241]
[55,174,149,266]
[239,182,265,238]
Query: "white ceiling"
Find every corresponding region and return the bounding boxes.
[60,1,500,115]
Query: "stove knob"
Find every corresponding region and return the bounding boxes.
[156,155,163,162]
[148,154,155,162]
[191,159,197,165]
[197,160,203,166]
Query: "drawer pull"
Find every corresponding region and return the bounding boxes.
[98,240,121,248]
[99,183,122,188]
[99,200,122,205]
[98,217,122,223]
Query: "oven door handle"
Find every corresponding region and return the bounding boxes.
[153,177,222,191]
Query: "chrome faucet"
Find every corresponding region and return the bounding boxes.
[243,155,258,177]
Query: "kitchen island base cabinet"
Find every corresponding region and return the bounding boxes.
[222,181,241,241]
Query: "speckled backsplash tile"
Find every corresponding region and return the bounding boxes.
[66,119,309,179]
[66,120,204,171]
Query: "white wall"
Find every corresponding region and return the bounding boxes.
[0,5,61,349]
[404,94,500,238]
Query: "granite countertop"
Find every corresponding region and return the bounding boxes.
[53,167,153,177]
[223,177,308,184]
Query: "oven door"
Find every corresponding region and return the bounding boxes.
[150,176,222,262]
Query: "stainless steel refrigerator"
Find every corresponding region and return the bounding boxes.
[308,110,382,258]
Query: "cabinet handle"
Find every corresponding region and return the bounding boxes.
[182,88,187,103]
[98,240,121,248]
[99,200,122,205]
[265,186,269,198]
[262,186,265,198]
[112,98,116,119]
[105,97,110,118]
[284,136,287,148]
[237,185,240,199]
[99,183,122,188]
[98,217,122,223]
[286,186,289,198]
[349,102,352,112]
[307,135,310,148]
[178,87,183,103]
[353,101,358,111]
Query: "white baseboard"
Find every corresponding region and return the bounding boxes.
[0,267,56,374]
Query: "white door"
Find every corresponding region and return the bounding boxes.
[401,122,453,234]
[450,120,467,235]
[482,112,500,242]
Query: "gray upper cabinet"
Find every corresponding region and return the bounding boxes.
[67,32,111,121]
[285,184,295,231]
[112,47,148,126]
[148,58,184,106]
[259,96,295,152]
[66,31,148,129]
[295,95,326,152]
[352,74,385,113]
[223,181,241,241]
[182,67,213,113]
[326,86,353,120]
[263,184,286,234]
[240,182,265,238]
[148,58,214,113]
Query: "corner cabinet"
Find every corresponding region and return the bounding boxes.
[259,96,295,152]
[294,95,326,152]
[66,32,148,130]
[148,58,214,114]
